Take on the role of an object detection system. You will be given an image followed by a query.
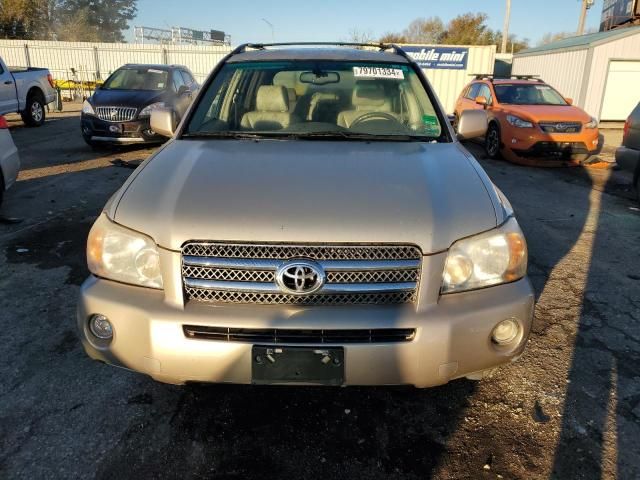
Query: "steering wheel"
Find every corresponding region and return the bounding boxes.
[350,111,402,129]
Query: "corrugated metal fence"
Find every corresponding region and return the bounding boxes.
[0,39,231,84]
[0,40,496,113]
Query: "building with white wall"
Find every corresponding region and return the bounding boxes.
[512,26,640,121]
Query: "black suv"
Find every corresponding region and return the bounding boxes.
[81,64,198,147]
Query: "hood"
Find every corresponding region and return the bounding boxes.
[113,140,498,254]
[504,104,592,123]
[90,88,167,108]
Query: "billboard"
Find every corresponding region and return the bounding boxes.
[600,0,639,30]
[402,46,469,70]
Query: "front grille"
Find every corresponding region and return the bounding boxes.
[95,106,138,122]
[182,242,422,306]
[539,121,582,134]
[182,243,421,260]
[183,325,416,343]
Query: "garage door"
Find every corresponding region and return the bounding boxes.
[601,60,640,121]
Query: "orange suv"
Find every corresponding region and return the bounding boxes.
[454,76,600,166]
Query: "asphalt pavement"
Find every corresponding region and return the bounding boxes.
[0,105,639,480]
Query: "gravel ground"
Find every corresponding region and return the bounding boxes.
[0,105,639,479]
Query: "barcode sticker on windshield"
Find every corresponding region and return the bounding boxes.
[148,69,164,74]
[353,67,404,80]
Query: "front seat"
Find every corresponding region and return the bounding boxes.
[241,85,299,130]
[337,83,396,128]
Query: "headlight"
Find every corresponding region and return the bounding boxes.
[82,100,95,115]
[506,115,533,128]
[585,117,598,129]
[87,214,163,289]
[138,102,165,118]
[441,217,527,294]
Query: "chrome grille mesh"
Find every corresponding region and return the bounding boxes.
[182,242,422,306]
[326,270,418,284]
[182,243,421,260]
[95,106,138,122]
[182,265,275,282]
[185,288,416,305]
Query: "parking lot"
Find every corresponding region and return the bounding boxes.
[1,105,639,479]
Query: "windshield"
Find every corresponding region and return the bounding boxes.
[494,84,568,106]
[102,67,168,91]
[185,60,444,141]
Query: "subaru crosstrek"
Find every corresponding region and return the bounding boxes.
[78,43,534,387]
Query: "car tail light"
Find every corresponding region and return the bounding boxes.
[0,116,8,129]
[47,73,55,89]
[623,117,630,139]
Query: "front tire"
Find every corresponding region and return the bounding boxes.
[21,92,46,127]
[485,123,502,159]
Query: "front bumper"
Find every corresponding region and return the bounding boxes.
[503,128,600,166]
[80,114,163,144]
[77,274,535,388]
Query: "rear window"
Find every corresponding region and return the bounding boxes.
[102,68,168,91]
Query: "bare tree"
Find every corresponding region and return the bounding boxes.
[402,17,444,43]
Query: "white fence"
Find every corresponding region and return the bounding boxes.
[0,40,496,114]
[0,39,232,84]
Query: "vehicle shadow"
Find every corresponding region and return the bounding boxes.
[548,167,640,479]
[93,380,477,480]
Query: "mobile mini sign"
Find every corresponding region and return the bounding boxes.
[403,46,469,70]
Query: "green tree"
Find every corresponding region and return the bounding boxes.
[441,13,496,45]
[0,0,55,39]
[56,0,137,42]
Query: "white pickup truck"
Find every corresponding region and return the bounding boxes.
[0,56,56,126]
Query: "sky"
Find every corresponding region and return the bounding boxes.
[129,0,606,46]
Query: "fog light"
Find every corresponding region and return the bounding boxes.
[89,314,113,339]
[491,318,519,345]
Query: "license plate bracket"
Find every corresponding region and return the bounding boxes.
[251,346,344,385]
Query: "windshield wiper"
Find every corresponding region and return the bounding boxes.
[181,131,296,140]
[297,131,439,142]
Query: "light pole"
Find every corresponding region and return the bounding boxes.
[501,0,512,54]
[577,0,595,35]
[262,18,274,42]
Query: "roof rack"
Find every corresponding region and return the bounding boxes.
[228,42,414,62]
[509,75,544,82]
[470,74,495,81]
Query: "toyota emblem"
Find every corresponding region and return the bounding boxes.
[275,260,325,295]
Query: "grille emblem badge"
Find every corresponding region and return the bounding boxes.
[276,260,325,295]
[110,108,119,119]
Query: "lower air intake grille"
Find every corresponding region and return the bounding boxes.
[183,325,416,343]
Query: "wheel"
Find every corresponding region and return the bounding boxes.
[21,92,46,127]
[485,122,502,159]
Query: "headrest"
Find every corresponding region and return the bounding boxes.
[256,85,289,112]
[352,83,387,107]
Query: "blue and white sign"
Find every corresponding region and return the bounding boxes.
[403,46,469,70]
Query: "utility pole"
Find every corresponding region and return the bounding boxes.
[577,0,595,35]
[501,0,512,54]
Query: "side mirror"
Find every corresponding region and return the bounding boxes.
[565,97,573,105]
[178,85,191,96]
[457,110,488,140]
[150,107,176,137]
[475,96,488,107]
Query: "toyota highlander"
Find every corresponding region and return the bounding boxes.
[77,43,535,387]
